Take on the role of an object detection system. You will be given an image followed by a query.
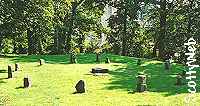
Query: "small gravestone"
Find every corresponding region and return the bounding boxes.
[137,59,141,65]
[105,57,110,63]
[175,74,182,85]
[96,53,100,62]
[164,60,171,70]
[8,65,12,78]
[91,68,109,73]
[182,70,186,77]
[15,63,20,71]
[70,53,77,64]
[136,74,147,92]
[39,59,45,65]
[24,77,31,88]
[75,80,85,93]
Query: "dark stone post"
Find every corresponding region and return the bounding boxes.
[136,73,147,92]
[182,70,186,77]
[39,59,45,65]
[24,77,31,88]
[8,65,12,78]
[15,63,20,71]
[137,59,141,65]
[105,57,110,63]
[70,52,77,64]
[96,53,100,62]
[176,74,182,85]
[164,60,171,70]
[75,80,85,93]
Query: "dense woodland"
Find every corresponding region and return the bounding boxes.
[0,0,200,64]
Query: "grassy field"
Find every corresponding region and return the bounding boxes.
[0,54,199,106]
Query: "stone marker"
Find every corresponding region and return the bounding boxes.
[96,53,100,62]
[24,77,31,88]
[137,59,141,65]
[39,59,45,65]
[75,80,85,93]
[70,53,77,64]
[8,65,12,78]
[164,60,171,70]
[136,73,147,92]
[15,63,20,71]
[91,68,109,73]
[105,57,110,64]
[182,70,186,77]
[176,74,182,85]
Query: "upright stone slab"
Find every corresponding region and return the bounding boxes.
[182,70,186,77]
[39,59,45,65]
[176,74,182,85]
[75,80,85,93]
[136,74,147,92]
[8,65,12,78]
[96,53,100,62]
[105,57,110,64]
[164,60,171,70]
[137,59,141,65]
[15,63,20,71]
[70,53,77,64]
[24,77,31,88]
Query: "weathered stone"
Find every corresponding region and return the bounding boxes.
[105,57,110,63]
[136,84,147,92]
[8,65,12,78]
[70,53,77,64]
[136,75,147,92]
[137,59,141,65]
[96,53,100,62]
[24,77,31,88]
[137,75,147,84]
[75,80,85,93]
[39,59,45,65]
[164,60,171,70]
[91,68,109,73]
[15,63,20,71]
[176,74,182,85]
[182,70,186,77]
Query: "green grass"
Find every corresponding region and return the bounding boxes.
[0,54,200,106]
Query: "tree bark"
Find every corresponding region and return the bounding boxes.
[158,0,167,59]
[122,7,127,56]
[27,29,33,55]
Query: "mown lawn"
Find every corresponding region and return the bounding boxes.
[0,54,199,106]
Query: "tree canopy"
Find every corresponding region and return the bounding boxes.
[0,0,199,63]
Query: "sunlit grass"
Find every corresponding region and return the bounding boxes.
[0,54,199,106]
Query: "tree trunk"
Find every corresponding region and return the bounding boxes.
[13,35,17,54]
[27,29,34,55]
[0,34,3,53]
[38,38,43,54]
[79,34,84,53]
[67,2,77,53]
[158,0,167,59]
[53,29,59,54]
[122,7,127,56]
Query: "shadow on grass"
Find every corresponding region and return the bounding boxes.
[15,86,24,89]
[0,70,7,73]
[8,53,136,64]
[104,59,200,96]
[0,78,8,84]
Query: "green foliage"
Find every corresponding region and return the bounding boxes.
[0,0,200,63]
[1,38,14,53]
